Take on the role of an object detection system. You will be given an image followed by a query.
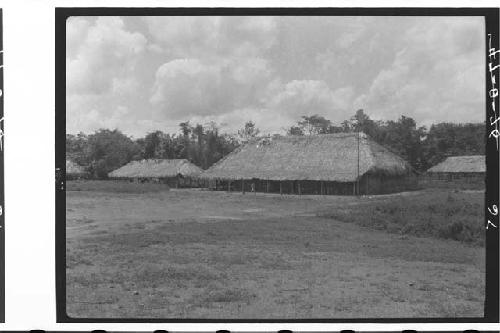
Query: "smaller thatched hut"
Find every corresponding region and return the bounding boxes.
[108,159,203,188]
[426,155,485,183]
[66,159,87,180]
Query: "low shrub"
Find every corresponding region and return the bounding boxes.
[320,190,484,246]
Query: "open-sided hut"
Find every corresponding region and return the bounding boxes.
[201,132,416,195]
[66,159,87,180]
[426,155,485,183]
[108,159,203,188]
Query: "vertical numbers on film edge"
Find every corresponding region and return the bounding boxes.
[487,34,499,231]
[488,34,500,147]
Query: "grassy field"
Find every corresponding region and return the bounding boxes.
[66,180,485,319]
[319,189,485,245]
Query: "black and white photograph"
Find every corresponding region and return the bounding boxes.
[57,9,499,321]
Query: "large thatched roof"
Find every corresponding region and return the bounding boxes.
[201,132,411,182]
[66,159,86,175]
[108,159,203,178]
[427,155,485,173]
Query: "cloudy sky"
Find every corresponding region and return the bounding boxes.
[67,16,485,137]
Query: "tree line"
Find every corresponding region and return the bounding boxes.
[67,110,485,179]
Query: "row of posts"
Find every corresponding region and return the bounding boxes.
[213,179,360,196]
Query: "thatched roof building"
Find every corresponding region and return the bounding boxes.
[427,155,485,173]
[203,132,410,181]
[202,133,415,195]
[66,159,86,179]
[108,159,202,179]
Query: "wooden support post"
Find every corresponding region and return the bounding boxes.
[321,181,324,195]
[266,180,270,193]
[291,181,294,195]
[353,182,356,196]
[242,179,245,194]
[279,181,283,195]
[176,175,179,189]
[298,181,302,195]
[228,180,231,192]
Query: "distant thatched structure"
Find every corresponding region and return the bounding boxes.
[426,155,485,184]
[201,132,416,195]
[66,159,87,180]
[108,159,203,188]
[427,155,485,174]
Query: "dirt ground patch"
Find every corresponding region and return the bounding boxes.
[66,181,485,319]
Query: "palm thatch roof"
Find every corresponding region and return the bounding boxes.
[201,132,411,182]
[66,159,86,175]
[427,155,485,173]
[108,159,203,178]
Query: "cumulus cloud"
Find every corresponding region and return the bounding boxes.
[268,80,354,122]
[353,17,484,125]
[66,17,91,58]
[150,57,275,120]
[67,93,163,137]
[144,16,277,58]
[67,16,485,137]
[66,16,147,95]
[66,17,153,137]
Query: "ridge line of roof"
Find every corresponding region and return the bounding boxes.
[250,131,367,143]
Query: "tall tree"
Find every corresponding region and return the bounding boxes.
[297,114,332,135]
[380,116,426,170]
[86,129,140,179]
[349,109,382,140]
[237,121,260,142]
[66,132,89,166]
[143,131,164,159]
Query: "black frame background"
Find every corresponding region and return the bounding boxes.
[55,7,499,323]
